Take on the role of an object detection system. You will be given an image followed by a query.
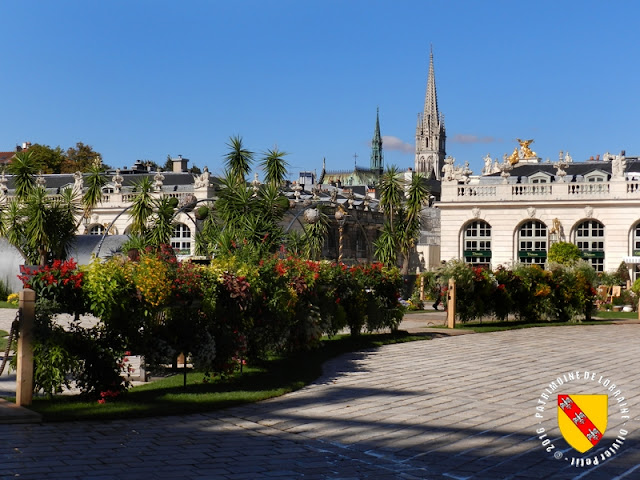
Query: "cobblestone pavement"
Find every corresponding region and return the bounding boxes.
[1,320,639,479]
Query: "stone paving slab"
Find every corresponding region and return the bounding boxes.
[0,322,639,479]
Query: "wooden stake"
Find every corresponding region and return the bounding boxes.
[16,289,35,406]
[447,278,456,329]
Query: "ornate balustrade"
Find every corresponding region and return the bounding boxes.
[442,179,636,203]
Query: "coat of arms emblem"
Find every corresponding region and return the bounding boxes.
[557,394,608,453]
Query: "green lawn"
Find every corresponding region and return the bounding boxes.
[0,301,17,309]
[0,329,8,351]
[593,311,638,320]
[17,330,430,422]
[443,319,613,333]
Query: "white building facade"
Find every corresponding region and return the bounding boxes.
[438,150,640,277]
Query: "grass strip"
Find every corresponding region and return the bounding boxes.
[20,330,429,422]
[439,319,613,333]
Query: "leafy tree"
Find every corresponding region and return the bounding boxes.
[27,144,65,174]
[62,142,106,173]
[547,242,581,265]
[163,155,174,171]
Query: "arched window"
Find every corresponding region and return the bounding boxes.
[89,224,105,236]
[171,223,191,255]
[463,220,491,267]
[518,221,547,264]
[575,220,604,271]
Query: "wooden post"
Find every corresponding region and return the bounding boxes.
[419,275,425,301]
[16,289,35,406]
[447,278,456,329]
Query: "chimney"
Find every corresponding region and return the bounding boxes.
[172,154,189,173]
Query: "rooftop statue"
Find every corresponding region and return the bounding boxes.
[517,138,537,158]
[507,138,537,165]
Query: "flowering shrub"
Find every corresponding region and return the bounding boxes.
[7,293,19,306]
[19,259,85,314]
[430,260,598,323]
[18,246,410,393]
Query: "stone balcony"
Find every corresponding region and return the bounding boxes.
[440,178,640,204]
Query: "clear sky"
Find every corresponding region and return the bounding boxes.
[2,1,640,179]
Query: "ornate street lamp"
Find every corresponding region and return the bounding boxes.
[335,206,346,263]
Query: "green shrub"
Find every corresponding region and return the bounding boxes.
[547,242,581,265]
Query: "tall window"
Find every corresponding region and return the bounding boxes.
[89,224,105,235]
[633,223,640,254]
[463,220,491,267]
[631,223,640,281]
[171,223,191,255]
[518,221,547,264]
[575,220,604,271]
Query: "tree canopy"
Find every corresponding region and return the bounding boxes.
[21,142,107,173]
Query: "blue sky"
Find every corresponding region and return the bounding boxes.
[2,1,640,179]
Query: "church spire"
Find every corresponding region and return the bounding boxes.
[370,107,383,173]
[415,47,446,179]
[423,47,439,123]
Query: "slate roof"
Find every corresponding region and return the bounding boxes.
[483,158,640,181]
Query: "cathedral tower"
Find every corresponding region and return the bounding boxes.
[415,48,446,179]
[370,107,383,173]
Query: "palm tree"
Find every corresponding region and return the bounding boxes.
[21,187,76,266]
[261,147,288,187]
[128,177,155,236]
[8,151,40,201]
[224,135,253,183]
[80,165,108,226]
[1,153,78,266]
[147,196,177,247]
[374,170,429,275]
[377,166,403,231]
[302,207,329,260]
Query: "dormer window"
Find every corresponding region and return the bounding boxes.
[528,172,553,184]
[583,170,608,183]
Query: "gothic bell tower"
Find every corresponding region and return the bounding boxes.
[415,48,446,179]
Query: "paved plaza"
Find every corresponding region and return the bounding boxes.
[0,317,639,479]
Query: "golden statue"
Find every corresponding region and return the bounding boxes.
[517,138,536,158]
[507,147,520,165]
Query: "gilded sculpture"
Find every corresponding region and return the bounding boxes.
[507,138,537,165]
